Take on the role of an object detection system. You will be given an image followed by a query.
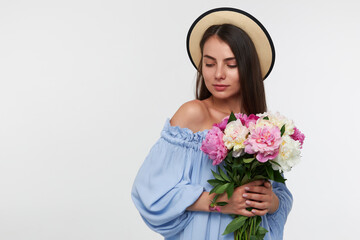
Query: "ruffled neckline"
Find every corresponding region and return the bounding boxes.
[160,118,209,149]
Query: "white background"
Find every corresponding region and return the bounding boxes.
[1,0,359,239]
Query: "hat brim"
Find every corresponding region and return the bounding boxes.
[186,7,275,80]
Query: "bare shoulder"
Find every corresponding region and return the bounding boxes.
[170,100,209,133]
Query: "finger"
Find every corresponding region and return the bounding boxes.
[251,208,268,216]
[264,181,272,189]
[243,192,267,202]
[239,209,256,217]
[243,180,265,187]
[245,186,268,194]
[245,199,267,210]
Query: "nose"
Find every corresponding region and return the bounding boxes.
[215,64,225,80]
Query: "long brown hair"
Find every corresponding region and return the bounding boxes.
[195,24,267,115]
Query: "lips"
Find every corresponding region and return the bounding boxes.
[213,84,229,91]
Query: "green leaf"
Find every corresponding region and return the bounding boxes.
[263,116,269,120]
[252,175,267,181]
[222,215,248,235]
[232,162,244,178]
[269,160,281,167]
[273,170,286,183]
[225,168,233,178]
[209,185,221,194]
[234,175,241,186]
[257,226,268,235]
[250,225,268,240]
[228,112,237,123]
[265,165,274,180]
[213,183,231,194]
[246,170,251,179]
[218,167,230,182]
[240,174,249,185]
[280,124,286,137]
[216,201,228,206]
[243,157,255,163]
[255,226,268,239]
[211,170,224,181]
[226,182,234,198]
[249,160,261,173]
[224,156,232,165]
[224,164,231,171]
[226,151,233,161]
[207,179,223,186]
[232,161,243,168]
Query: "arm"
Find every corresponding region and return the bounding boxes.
[131,138,204,238]
[186,180,276,217]
[132,102,208,238]
[266,181,293,226]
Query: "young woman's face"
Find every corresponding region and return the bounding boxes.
[202,36,241,100]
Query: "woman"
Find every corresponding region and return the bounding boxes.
[132,8,292,240]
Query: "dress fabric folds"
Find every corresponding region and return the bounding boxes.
[132,119,293,240]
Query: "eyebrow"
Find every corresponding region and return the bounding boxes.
[203,55,236,61]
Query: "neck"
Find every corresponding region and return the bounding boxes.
[209,95,242,115]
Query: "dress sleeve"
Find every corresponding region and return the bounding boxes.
[131,119,206,238]
[265,180,293,239]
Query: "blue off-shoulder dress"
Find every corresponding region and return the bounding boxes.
[132,119,293,240]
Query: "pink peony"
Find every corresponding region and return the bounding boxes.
[213,117,229,131]
[290,127,305,148]
[213,113,256,131]
[200,126,228,165]
[240,114,260,128]
[244,125,282,162]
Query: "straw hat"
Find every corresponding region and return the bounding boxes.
[186,7,275,80]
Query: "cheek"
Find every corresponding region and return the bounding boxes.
[202,69,214,84]
[203,77,212,90]
[201,66,213,78]
[229,71,240,84]
[230,73,241,92]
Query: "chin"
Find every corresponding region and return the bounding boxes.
[211,91,234,98]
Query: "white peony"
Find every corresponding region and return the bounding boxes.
[271,135,301,172]
[252,117,274,129]
[223,119,249,152]
[258,112,295,136]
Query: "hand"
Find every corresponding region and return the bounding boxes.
[217,180,266,217]
[242,180,279,216]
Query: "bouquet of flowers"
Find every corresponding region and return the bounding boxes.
[200,112,305,240]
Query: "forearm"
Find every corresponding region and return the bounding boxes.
[186,181,280,215]
[269,181,293,218]
[186,191,214,212]
[268,192,279,214]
